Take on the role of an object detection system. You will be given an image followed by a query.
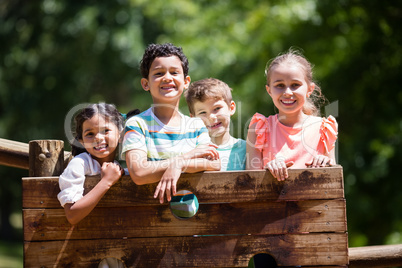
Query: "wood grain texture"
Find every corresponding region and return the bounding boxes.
[24,233,348,267]
[22,167,348,267]
[22,166,344,208]
[23,199,347,241]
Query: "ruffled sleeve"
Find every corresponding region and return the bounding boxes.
[249,113,268,152]
[319,115,338,154]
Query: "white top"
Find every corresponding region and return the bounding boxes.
[57,152,122,207]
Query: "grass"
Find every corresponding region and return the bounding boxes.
[0,240,23,268]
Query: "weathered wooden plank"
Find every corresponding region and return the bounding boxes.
[0,138,30,169]
[22,167,344,208]
[23,199,346,241]
[23,233,348,267]
[349,244,402,267]
[0,138,71,170]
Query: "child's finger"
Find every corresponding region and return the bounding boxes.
[166,181,172,202]
[265,163,275,178]
[159,187,166,204]
[171,182,177,197]
[154,181,164,201]
[286,161,294,168]
[208,143,218,149]
[211,149,220,160]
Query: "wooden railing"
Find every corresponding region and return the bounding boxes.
[0,138,71,174]
[23,167,348,267]
[1,138,402,267]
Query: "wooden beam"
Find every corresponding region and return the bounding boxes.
[0,138,29,169]
[349,244,402,267]
[22,167,345,208]
[23,199,347,241]
[0,138,71,171]
[24,233,348,267]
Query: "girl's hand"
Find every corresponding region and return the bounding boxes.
[305,155,335,168]
[265,158,294,181]
[101,162,122,186]
[154,161,182,204]
[183,144,219,161]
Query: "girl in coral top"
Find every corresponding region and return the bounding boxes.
[247,49,338,181]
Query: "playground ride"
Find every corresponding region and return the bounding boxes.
[1,138,402,267]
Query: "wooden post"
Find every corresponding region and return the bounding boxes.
[29,140,65,177]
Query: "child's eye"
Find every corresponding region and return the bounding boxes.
[291,83,301,88]
[275,83,285,88]
[84,132,94,138]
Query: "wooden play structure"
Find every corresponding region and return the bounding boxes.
[1,138,402,267]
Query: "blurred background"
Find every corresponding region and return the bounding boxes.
[1,0,401,266]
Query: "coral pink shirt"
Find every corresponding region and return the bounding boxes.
[249,113,338,168]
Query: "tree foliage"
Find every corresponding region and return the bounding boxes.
[1,0,401,248]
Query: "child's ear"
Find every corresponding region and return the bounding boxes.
[266,84,272,96]
[229,101,236,116]
[184,76,191,89]
[78,139,84,147]
[118,130,124,143]
[189,113,194,118]
[141,78,150,91]
[307,82,315,97]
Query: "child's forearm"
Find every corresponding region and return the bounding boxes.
[126,151,182,185]
[182,158,221,173]
[63,179,112,225]
[126,150,220,185]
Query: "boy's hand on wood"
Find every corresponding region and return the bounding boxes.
[154,160,182,204]
[184,144,219,161]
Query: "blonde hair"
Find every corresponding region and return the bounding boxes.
[265,49,327,116]
[185,78,233,115]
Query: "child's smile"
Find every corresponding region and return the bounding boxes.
[94,143,108,151]
[208,122,223,129]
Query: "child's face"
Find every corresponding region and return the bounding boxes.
[192,98,236,141]
[141,56,190,105]
[266,64,314,117]
[79,114,120,163]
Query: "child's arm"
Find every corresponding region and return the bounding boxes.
[63,162,122,225]
[246,122,264,170]
[126,149,220,203]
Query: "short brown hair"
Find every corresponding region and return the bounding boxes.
[185,78,233,115]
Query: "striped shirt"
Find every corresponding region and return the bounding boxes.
[121,108,211,160]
